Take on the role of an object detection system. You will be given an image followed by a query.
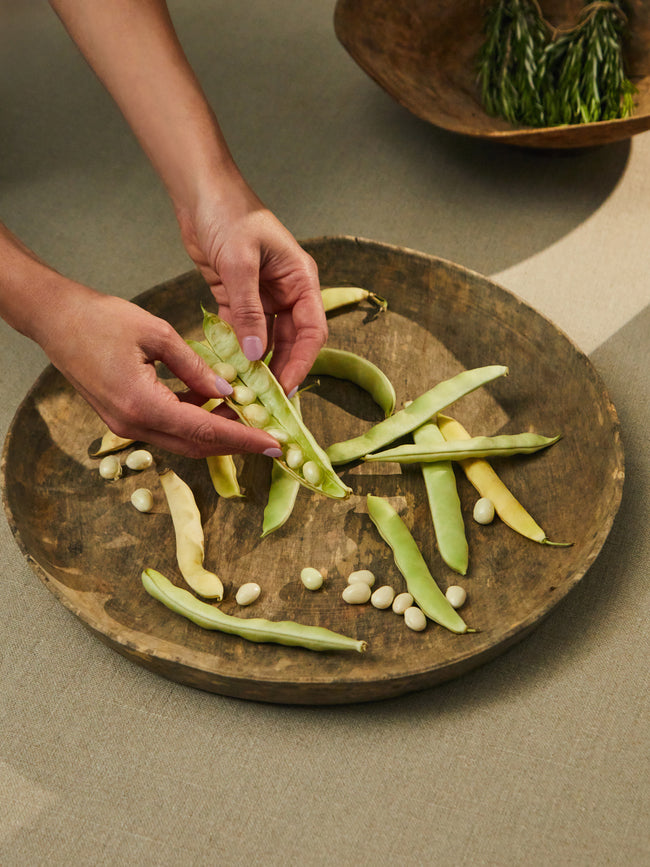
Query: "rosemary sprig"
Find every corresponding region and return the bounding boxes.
[477,0,637,127]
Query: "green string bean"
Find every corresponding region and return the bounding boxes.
[142,569,367,653]
[366,495,472,634]
[363,432,560,463]
[326,365,508,465]
[261,395,302,538]
[413,420,468,576]
[309,347,397,417]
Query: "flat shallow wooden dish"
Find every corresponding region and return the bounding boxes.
[2,237,624,704]
[335,0,650,148]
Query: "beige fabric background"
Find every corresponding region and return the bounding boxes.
[1,1,648,864]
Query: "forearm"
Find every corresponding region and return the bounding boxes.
[0,223,94,349]
[48,0,241,212]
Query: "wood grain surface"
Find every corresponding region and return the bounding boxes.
[1,237,624,704]
[334,0,650,148]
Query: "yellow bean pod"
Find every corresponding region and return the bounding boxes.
[206,454,243,498]
[320,286,387,313]
[91,429,135,456]
[158,468,224,599]
[436,414,571,547]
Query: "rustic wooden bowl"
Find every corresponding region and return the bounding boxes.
[335,0,650,148]
[1,237,624,704]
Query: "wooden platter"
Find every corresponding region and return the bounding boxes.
[1,237,624,704]
[334,0,650,148]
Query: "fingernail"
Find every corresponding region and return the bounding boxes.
[263,447,283,458]
[215,375,233,395]
[242,336,264,361]
[287,386,299,399]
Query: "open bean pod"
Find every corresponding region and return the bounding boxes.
[191,311,351,500]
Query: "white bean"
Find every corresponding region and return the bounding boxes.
[235,582,261,606]
[285,445,304,469]
[302,461,322,485]
[125,449,153,471]
[404,606,427,632]
[213,361,237,382]
[232,384,257,406]
[371,585,395,610]
[392,592,414,615]
[473,497,495,525]
[347,569,375,587]
[445,585,467,609]
[265,428,290,444]
[242,404,270,428]
[130,488,154,513]
[342,582,371,604]
[99,455,122,480]
[300,567,324,591]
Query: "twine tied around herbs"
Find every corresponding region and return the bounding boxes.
[477,0,636,127]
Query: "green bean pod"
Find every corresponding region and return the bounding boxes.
[142,569,367,653]
[261,396,302,538]
[326,365,508,465]
[191,311,351,500]
[309,347,396,417]
[413,420,468,576]
[363,432,561,463]
[366,495,471,634]
[321,286,387,313]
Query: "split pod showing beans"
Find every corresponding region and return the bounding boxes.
[188,310,351,501]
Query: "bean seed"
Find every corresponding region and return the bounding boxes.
[392,592,414,614]
[213,361,237,382]
[347,569,376,587]
[445,585,467,609]
[404,606,427,632]
[241,404,271,427]
[236,582,261,606]
[302,461,322,485]
[473,497,495,525]
[232,384,257,406]
[342,582,371,604]
[300,567,324,591]
[265,428,290,444]
[131,488,154,512]
[99,455,122,480]
[371,585,395,609]
[125,449,154,471]
[285,445,304,469]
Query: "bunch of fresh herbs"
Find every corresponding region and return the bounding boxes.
[477,0,636,126]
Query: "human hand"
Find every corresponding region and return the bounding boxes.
[176,176,327,396]
[38,285,285,458]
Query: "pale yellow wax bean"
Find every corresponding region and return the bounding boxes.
[130,488,154,512]
[347,569,375,587]
[99,455,122,480]
[392,592,414,615]
[236,583,261,606]
[371,585,395,610]
[126,449,153,471]
[300,567,324,591]
[404,606,427,632]
[342,583,371,604]
[445,586,467,609]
